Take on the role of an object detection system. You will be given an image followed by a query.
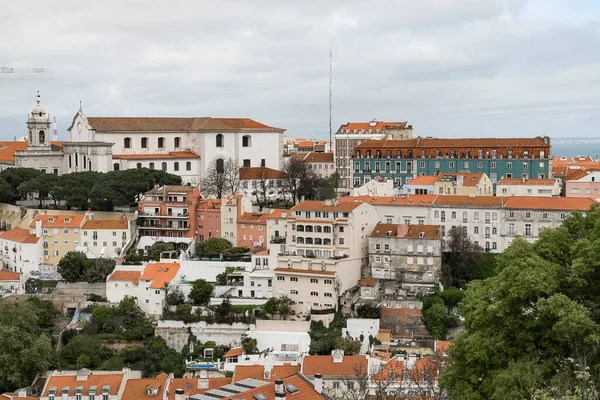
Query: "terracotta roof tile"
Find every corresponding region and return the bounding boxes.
[108,270,141,285]
[338,121,408,132]
[361,278,377,287]
[222,374,323,400]
[407,175,436,186]
[302,355,368,377]
[380,308,426,336]
[233,365,264,383]
[497,178,558,186]
[0,227,40,243]
[82,219,129,230]
[239,167,285,180]
[87,117,284,132]
[338,195,436,207]
[291,200,363,212]
[354,137,548,149]
[0,141,62,163]
[120,375,168,400]
[266,209,290,219]
[0,271,20,281]
[370,223,440,239]
[224,347,243,358]
[29,214,85,228]
[112,151,199,160]
[434,172,485,186]
[297,141,315,149]
[504,196,597,211]
[290,152,334,163]
[432,196,504,207]
[139,263,180,289]
[270,364,301,381]
[238,212,268,224]
[167,378,231,400]
[42,372,126,396]
[565,169,590,181]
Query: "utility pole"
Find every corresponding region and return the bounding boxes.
[329,49,332,153]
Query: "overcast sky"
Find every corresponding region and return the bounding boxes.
[1,0,600,141]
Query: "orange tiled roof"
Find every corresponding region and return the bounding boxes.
[0,227,40,243]
[497,178,557,186]
[139,263,180,289]
[29,214,85,228]
[381,308,423,328]
[112,151,199,160]
[239,167,285,180]
[302,355,368,377]
[42,372,126,396]
[224,347,243,358]
[108,270,141,285]
[354,137,548,149]
[270,364,301,381]
[407,175,436,186]
[297,141,315,149]
[290,152,334,163]
[274,268,335,276]
[565,169,590,181]
[432,195,504,207]
[222,374,323,400]
[434,172,485,186]
[0,271,20,281]
[167,378,231,400]
[504,196,597,211]
[338,121,408,132]
[82,219,128,230]
[86,117,284,132]
[120,375,168,400]
[291,200,363,212]
[0,141,62,163]
[370,223,440,239]
[435,340,451,354]
[338,195,436,207]
[233,365,264,383]
[361,278,377,287]
[238,212,268,224]
[266,209,290,219]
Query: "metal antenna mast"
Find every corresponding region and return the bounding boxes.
[329,49,332,153]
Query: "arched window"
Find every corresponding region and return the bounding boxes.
[305,237,313,245]
[174,137,181,148]
[141,137,148,148]
[39,130,45,144]
[216,134,224,148]
[149,162,155,170]
[136,163,142,169]
[216,158,224,173]
[89,160,91,170]
[314,238,322,245]
[158,137,165,149]
[124,137,131,149]
[297,237,305,244]
[314,226,322,233]
[75,153,78,167]
[323,226,331,233]
[161,162,167,171]
[186,161,191,171]
[323,238,331,245]
[174,162,179,171]
[305,225,313,232]
[83,155,87,169]
[68,155,72,168]
[242,135,251,147]
[113,163,120,171]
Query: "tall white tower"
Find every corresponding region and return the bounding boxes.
[27,91,51,148]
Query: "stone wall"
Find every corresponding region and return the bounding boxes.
[44,282,106,298]
[155,320,256,351]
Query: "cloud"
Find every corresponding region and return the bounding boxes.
[1,0,600,141]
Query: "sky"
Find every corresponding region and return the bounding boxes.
[1,0,600,141]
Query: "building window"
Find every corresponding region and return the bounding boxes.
[124,137,131,149]
[507,162,512,169]
[136,162,142,169]
[113,163,119,171]
[216,158,224,173]
[149,162,154,170]
[174,137,181,148]
[310,291,318,296]
[216,134,224,147]
[324,293,333,297]
[310,278,319,284]
[141,137,148,148]
[291,290,298,295]
[525,224,532,237]
[243,159,251,167]
[158,137,165,148]
[162,162,167,171]
[186,161,192,171]
[242,135,251,147]
[277,276,285,281]
[174,162,179,171]
[290,277,298,282]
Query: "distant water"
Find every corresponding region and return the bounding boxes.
[551,137,600,159]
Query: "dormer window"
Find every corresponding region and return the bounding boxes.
[64,218,70,223]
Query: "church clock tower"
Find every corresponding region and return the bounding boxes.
[27,91,51,148]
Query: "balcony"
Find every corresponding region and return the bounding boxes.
[139,211,189,218]
[270,236,286,244]
[140,223,190,230]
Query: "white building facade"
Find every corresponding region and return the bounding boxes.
[0,227,43,278]
[496,178,561,197]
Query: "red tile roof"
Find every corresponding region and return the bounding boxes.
[112,151,199,160]
[290,152,334,163]
[224,347,243,358]
[139,262,180,289]
[0,227,40,243]
[370,223,440,239]
[354,137,548,149]
[338,121,408,132]
[0,141,62,163]
[338,195,437,207]
[239,167,285,180]
[87,117,284,132]
[29,214,85,228]
[266,209,290,219]
[361,278,377,287]
[302,355,368,377]
[434,172,485,186]
[42,372,126,396]
[222,374,323,400]
[0,271,20,281]
[233,365,265,383]
[167,378,231,400]
[297,141,315,149]
[432,196,504,207]
[565,169,590,181]
[407,175,436,186]
[380,308,427,337]
[108,270,141,285]
[497,178,558,186]
[503,196,597,211]
[82,219,129,230]
[291,200,363,212]
[270,364,301,380]
[120,375,168,400]
[238,212,268,224]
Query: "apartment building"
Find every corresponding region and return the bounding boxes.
[338,195,435,226]
[40,368,140,400]
[564,169,600,198]
[80,218,132,258]
[289,152,336,178]
[0,227,42,278]
[137,185,200,243]
[237,212,268,250]
[405,175,436,195]
[335,120,413,191]
[496,178,561,197]
[369,223,442,293]
[239,167,287,203]
[433,172,493,196]
[352,137,551,189]
[221,194,253,246]
[274,200,379,314]
[196,198,222,241]
[29,213,86,265]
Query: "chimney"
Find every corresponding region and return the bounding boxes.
[35,220,42,237]
[17,389,27,397]
[174,389,185,400]
[313,374,323,394]
[275,379,286,400]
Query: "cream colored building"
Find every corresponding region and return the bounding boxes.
[496,178,561,197]
[433,172,493,196]
[275,200,379,314]
[80,218,133,258]
[29,213,86,265]
[221,194,252,246]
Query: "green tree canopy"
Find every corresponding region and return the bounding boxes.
[57,251,89,283]
[188,279,214,305]
[441,208,600,399]
[197,238,232,257]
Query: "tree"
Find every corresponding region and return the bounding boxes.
[262,297,280,319]
[201,157,239,199]
[57,251,89,282]
[356,302,382,319]
[165,288,185,306]
[277,295,293,320]
[334,336,362,355]
[241,337,258,354]
[281,158,319,204]
[442,226,484,287]
[315,172,340,200]
[188,279,214,305]
[197,238,232,257]
[251,166,276,211]
[216,267,235,285]
[84,258,116,283]
[422,302,447,340]
[147,242,174,261]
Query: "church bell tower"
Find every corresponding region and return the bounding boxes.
[27,91,51,149]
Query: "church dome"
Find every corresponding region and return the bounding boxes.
[30,92,47,119]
